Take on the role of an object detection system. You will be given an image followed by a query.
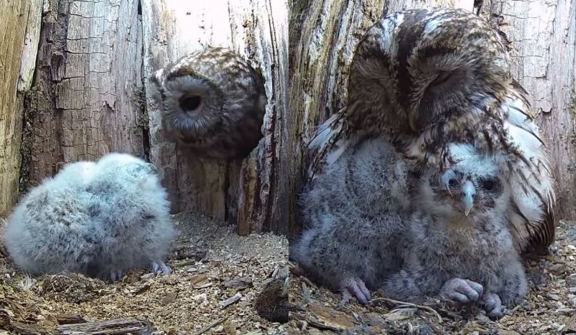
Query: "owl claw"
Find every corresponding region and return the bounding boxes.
[440,278,483,304]
[110,269,123,282]
[479,292,503,318]
[342,278,371,304]
[151,261,171,275]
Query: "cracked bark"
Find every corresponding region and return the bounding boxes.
[21,0,145,193]
[0,0,42,217]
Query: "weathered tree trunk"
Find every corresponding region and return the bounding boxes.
[141,0,289,235]
[21,0,145,192]
[6,0,289,235]
[0,0,42,217]
[482,0,576,221]
[288,0,576,236]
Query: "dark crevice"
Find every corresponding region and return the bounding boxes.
[138,0,150,161]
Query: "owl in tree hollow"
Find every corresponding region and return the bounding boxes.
[307,7,556,255]
[150,47,267,160]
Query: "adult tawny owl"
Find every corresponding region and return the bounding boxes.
[150,47,267,160]
[308,7,556,255]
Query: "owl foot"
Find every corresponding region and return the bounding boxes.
[341,278,371,304]
[440,278,483,304]
[110,269,124,282]
[151,261,171,275]
[478,292,503,318]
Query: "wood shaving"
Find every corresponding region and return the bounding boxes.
[0,212,288,334]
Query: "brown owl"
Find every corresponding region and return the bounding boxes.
[307,7,556,256]
[150,47,267,160]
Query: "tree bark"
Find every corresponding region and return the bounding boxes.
[21,0,145,190]
[288,0,576,236]
[482,0,576,221]
[141,0,289,235]
[0,0,42,217]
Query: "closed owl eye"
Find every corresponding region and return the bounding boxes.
[179,94,202,112]
[430,71,452,87]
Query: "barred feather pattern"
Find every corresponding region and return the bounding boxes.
[307,7,557,254]
[150,47,267,160]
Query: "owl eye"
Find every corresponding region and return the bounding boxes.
[480,178,497,190]
[179,95,202,112]
[448,179,457,187]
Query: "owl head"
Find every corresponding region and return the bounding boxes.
[149,47,267,159]
[418,143,510,219]
[347,7,512,134]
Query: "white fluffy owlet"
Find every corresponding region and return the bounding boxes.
[307,7,556,256]
[2,153,177,282]
[150,47,267,160]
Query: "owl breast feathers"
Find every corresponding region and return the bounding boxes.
[307,7,556,255]
[150,47,267,160]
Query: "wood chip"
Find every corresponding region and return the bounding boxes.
[55,318,153,335]
[220,292,242,309]
[55,314,88,325]
[221,277,253,290]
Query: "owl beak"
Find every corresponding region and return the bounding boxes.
[462,180,475,217]
[462,194,473,216]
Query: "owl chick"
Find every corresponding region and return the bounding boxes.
[82,152,177,281]
[2,161,103,276]
[307,7,556,256]
[383,144,528,318]
[291,135,411,304]
[2,153,177,282]
[150,47,267,160]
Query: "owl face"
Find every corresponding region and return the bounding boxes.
[152,68,225,141]
[418,142,509,218]
[431,168,506,218]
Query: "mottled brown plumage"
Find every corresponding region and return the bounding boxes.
[150,47,267,160]
[308,7,556,255]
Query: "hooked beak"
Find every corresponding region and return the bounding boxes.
[461,180,475,217]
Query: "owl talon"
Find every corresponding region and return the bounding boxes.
[440,278,483,304]
[342,278,371,304]
[151,261,171,275]
[479,292,503,318]
[110,269,123,282]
